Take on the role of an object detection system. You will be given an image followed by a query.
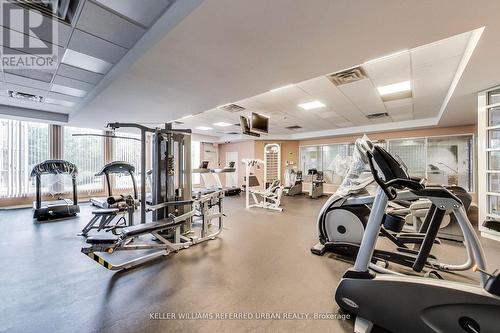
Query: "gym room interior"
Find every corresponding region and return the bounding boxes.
[1,1,500,332]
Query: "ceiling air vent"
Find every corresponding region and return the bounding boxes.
[174,121,183,125]
[13,0,81,24]
[217,104,246,113]
[366,112,389,119]
[226,132,239,135]
[8,90,43,102]
[327,66,368,86]
[285,125,302,130]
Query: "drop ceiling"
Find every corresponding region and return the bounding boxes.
[176,30,477,139]
[0,0,176,114]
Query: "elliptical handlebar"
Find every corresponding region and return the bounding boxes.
[366,150,424,200]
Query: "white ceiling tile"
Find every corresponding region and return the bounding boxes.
[411,30,471,68]
[4,73,51,91]
[77,1,146,48]
[386,104,413,115]
[384,97,413,109]
[56,64,104,85]
[391,113,414,121]
[4,68,55,83]
[337,79,387,116]
[53,75,94,92]
[46,91,82,103]
[68,30,128,64]
[363,51,411,87]
[95,0,173,27]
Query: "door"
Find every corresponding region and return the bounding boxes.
[225,151,238,187]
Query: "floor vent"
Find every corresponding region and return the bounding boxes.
[366,112,389,119]
[327,66,368,86]
[218,104,246,113]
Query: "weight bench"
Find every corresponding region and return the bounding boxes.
[81,191,225,271]
[78,199,135,237]
[81,215,192,270]
[78,208,121,236]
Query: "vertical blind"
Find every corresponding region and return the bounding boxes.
[63,127,104,193]
[0,119,49,198]
[112,133,141,190]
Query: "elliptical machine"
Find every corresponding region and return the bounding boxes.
[311,138,474,273]
[335,143,500,333]
[283,168,303,196]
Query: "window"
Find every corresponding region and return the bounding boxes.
[0,119,49,198]
[192,141,201,184]
[321,143,353,184]
[427,136,473,191]
[112,132,141,190]
[387,139,427,177]
[300,146,322,173]
[63,127,104,193]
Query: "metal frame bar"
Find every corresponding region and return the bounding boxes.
[82,191,224,270]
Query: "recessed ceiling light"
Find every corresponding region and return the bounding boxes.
[213,122,232,127]
[196,126,212,131]
[62,49,113,74]
[270,84,294,92]
[45,98,76,108]
[51,84,87,97]
[298,101,326,110]
[377,80,411,96]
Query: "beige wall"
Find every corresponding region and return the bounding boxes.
[217,140,300,188]
[253,140,300,186]
[218,141,255,187]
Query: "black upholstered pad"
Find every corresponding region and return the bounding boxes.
[86,234,118,244]
[121,219,176,237]
[92,208,119,215]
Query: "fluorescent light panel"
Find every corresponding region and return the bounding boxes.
[45,98,76,108]
[196,126,212,131]
[51,84,87,97]
[62,49,113,74]
[298,100,326,110]
[377,80,411,96]
[213,122,232,127]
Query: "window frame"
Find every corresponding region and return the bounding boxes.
[299,133,475,191]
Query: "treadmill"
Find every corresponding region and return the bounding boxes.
[31,160,80,221]
[90,161,138,209]
[192,161,217,196]
[212,161,241,196]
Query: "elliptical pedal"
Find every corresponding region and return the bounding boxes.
[354,317,374,333]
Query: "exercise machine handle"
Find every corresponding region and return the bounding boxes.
[412,204,446,272]
[366,150,424,200]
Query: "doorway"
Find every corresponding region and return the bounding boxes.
[225,151,238,187]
